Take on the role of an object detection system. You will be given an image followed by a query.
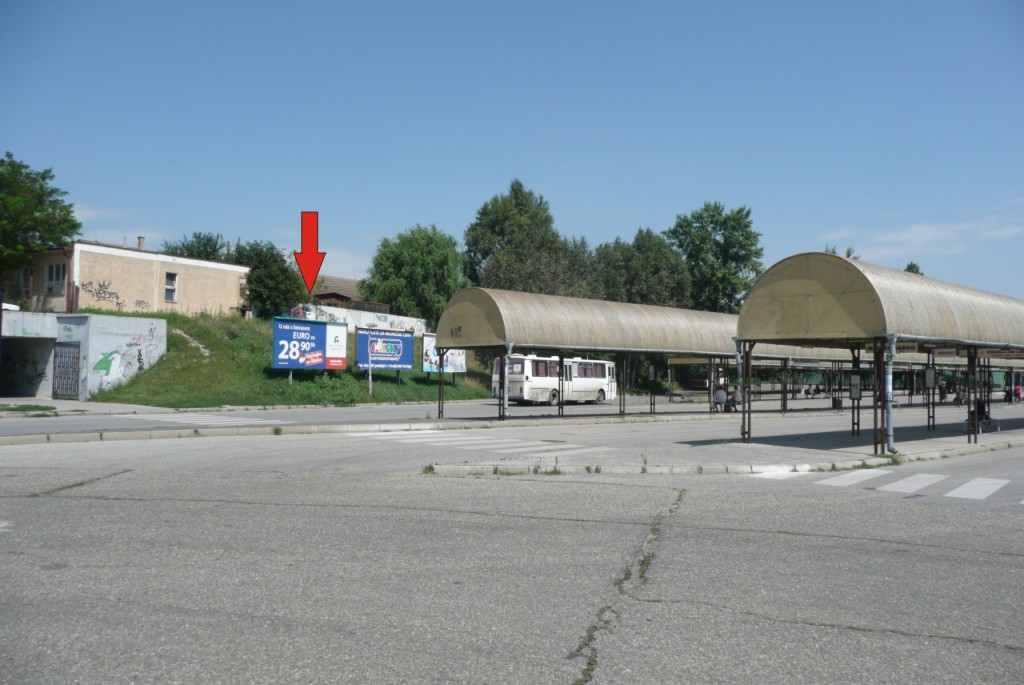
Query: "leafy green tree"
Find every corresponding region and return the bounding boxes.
[595,229,691,307]
[478,232,599,297]
[464,179,599,296]
[904,261,923,275]
[0,151,82,284]
[359,224,467,327]
[664,202,763,313]
[233,240,309,318]
[162,232,233,262]
[464,179,560,286]
[593,238,631,303]
[627,229,691,307]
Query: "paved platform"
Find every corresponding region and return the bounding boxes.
[2,396,1023,476]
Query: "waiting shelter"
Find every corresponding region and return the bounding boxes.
[737,252,1024,452]
[434,287,886,420]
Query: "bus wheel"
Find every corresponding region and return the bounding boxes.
[548,390,559,406]
[596,390,605,404]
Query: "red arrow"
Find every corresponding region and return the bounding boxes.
[294,211,326,294]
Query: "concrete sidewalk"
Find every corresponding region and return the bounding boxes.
[3,396,1023,476]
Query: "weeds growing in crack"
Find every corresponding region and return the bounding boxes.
[614,566,632,592]
[638,552,654,582]
[572,606,616,685]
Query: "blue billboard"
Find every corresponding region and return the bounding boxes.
[272,318,347,370]
[356,328,414,371]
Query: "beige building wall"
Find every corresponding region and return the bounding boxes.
[72,243,249,315]
[9,250,72,313]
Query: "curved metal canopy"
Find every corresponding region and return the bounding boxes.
[435,287,859,361]
[435,287,737,354]
[738,252,1024,356]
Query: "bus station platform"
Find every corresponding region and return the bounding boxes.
[2,395,1022,477]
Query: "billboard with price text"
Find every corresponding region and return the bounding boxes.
[272,318,347,370]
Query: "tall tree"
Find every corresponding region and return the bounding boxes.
[463,179,559,286]
[464,179,599,296]
[595,229,691,307]
[0,152,82,283]
[360,224,467,327]
[593,238,631,303]
[665,202,763,313]
[233,240,309,318]
[627,229,691,307]
[904,261,923,275]
[162,232,233,262]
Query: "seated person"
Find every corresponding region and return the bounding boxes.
[714,385,727,412]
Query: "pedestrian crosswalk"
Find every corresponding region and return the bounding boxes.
[755,467,1021,504]
[350,430,615,460]
[118,414,292,426]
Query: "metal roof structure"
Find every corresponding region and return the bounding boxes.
[736,252,1024,451]
[435,286,935,362]
[436,287,738,354]
[738,252,1024,356]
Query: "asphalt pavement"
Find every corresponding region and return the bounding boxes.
[3,395,1024,477]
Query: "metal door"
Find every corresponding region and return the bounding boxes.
[53,341,81,399]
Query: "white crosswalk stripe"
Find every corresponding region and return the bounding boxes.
[752,471,812,480]
[943,478,1010,500]
[353,431,611,458]
[119,414,291,426]
[877,473,948,493]
[783,469,1020,504]
[517,446,615,458]
[815,469,892,487]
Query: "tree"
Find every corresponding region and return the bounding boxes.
[593,238,631,303]
[595,229,691,307]
[163,232,233,262]
[0,152,82,284]
[825,244,860,260]
[464,180,600,296]
[463,179,560,286]
[904,261,923,275]
[664,202,763,313]
[360,224,467,327]
[233,240,309,318]
[626,229,691,307]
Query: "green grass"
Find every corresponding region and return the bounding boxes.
[0,404,56,413]
[89,312,493,408]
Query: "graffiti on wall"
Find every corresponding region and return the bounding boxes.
[297,304,428,337]
[0,355,48,390]
[91,332,163,390]
[81,280,126,311]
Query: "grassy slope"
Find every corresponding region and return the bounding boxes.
[90,312,493,408]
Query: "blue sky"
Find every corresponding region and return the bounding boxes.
[3,1,1023,297]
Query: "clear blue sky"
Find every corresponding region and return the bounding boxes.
[4,1,1023,297]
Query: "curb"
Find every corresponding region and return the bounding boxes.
[5,415,1024,479]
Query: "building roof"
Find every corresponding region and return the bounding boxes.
[314,275,361,300]
[738,252,1024,358]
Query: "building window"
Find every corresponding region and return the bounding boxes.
[165,272,178,302]
[15,267,31,298]
[46,263,66,295]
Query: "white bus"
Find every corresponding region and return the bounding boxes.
[491,354,617,405]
